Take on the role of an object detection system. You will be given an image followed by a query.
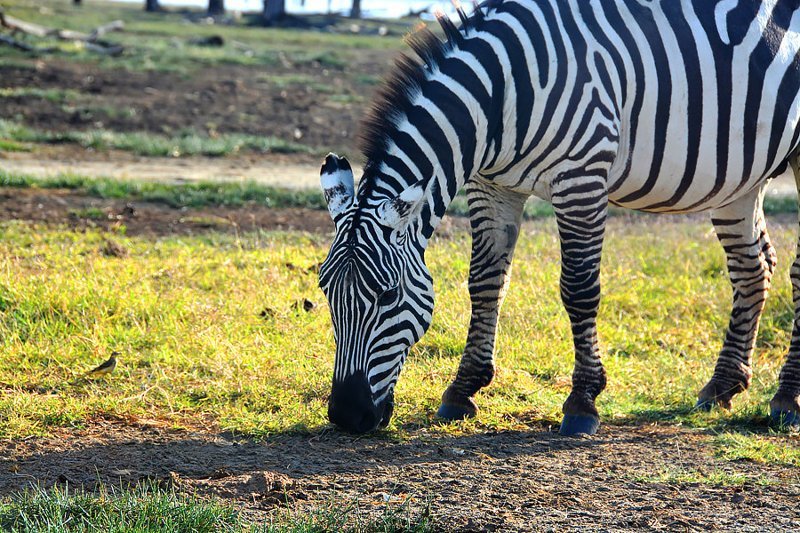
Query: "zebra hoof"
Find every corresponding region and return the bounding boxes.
[559,414,600,436]
[436,403,475,421]
[770,408,800,429]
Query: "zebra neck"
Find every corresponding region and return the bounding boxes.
[364,83,502,244]
[359,9,528,244]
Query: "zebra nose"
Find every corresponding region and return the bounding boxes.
[328,372,380,434]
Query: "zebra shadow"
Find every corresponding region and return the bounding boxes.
[0,420,709,502]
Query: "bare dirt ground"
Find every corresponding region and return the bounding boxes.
[0,186,337,235]
[1,420,798,531]
[0,57,389,155]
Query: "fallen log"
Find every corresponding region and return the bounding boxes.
[87,20,125,41]
[0,11,125,55]
[0,33,55,53]
[0,11,49,37]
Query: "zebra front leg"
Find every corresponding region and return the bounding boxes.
[697,188,775,411]
[771,158,800,428]
[437,179,528,421]
[553,178,608,436]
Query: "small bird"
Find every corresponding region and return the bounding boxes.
[84,352,119,378]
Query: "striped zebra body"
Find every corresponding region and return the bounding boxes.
[319,0,800,434]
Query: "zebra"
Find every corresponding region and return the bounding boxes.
[318,0,800,435]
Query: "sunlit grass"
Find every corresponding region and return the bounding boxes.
[1,217,799,440]
[714,433,800,466]
[0,484,241,532]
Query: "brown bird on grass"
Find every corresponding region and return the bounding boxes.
[84,351,119,378]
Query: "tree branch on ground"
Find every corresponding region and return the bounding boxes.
[0,10,124,56]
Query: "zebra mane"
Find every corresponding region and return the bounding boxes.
[357,0,504,183]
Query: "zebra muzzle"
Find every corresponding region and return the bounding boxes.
[328,372,392,434]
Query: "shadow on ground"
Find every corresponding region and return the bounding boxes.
[2,421,798,530]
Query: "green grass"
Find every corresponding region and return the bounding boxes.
[0,87,82,103]
[0,170,327,209]
[714,433,800,466]
[1,216,800,440]
[68,207,106,220]
[0,484,241,532]
[0,120,316,157]
[0,484,434,532]
[0,139,31,152]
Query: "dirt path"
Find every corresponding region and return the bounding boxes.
[1,150,350,190]
[1,421,798,531]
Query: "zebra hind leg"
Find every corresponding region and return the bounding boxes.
[437,179,528,421]
[697,187,776,412]
[771,158,800,428]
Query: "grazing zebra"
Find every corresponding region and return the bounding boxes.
[319,0,800,435]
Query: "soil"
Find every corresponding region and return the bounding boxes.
[0,186,337,235]
[0,56,391,156]
[1,420,798,531]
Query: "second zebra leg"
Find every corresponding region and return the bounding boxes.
[554,178,609,436]
[697,188,776,410]
[771,157,800,427]
[437,179,528,420]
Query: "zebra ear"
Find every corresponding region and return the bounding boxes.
[377,182,426,232]
[320,153,355,222]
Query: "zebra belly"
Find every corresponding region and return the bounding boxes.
[596,0,800,213]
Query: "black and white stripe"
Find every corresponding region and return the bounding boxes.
[320,0,800,434]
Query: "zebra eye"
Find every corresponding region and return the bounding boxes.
[378,287,399,306]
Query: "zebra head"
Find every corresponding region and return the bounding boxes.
[318,154,434,433]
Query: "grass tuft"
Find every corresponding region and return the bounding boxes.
[630,468,770,487]
[0,484,241,532]
[714,433,800,466]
